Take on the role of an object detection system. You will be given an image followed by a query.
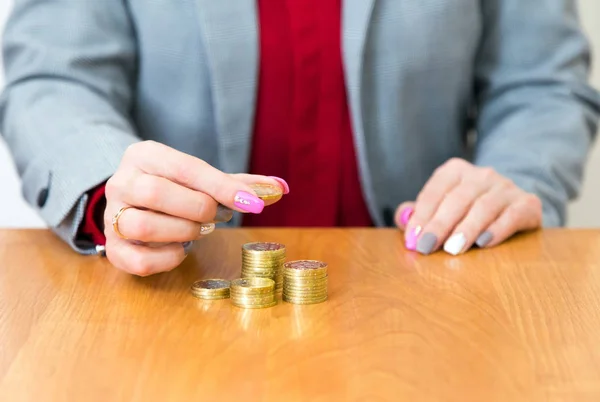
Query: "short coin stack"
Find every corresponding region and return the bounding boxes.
[230,277,277,308]
[189,279,231,300]
[283,260,328,305]
[241,242,286,293]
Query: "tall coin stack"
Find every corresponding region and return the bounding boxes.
[283,260,328,305]
[241,242,286,293]
[230,277,277,308]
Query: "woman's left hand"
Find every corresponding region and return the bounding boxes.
[394,158,543,255]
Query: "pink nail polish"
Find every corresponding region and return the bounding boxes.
[400,207,414,226]
[268,176,290,194]
[234,191,265,214]
[405,226,422,251]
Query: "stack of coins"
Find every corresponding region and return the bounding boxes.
[241,242,286,292]
[283,260,328,305]
[230,277,277,308]
[190,279,231,300]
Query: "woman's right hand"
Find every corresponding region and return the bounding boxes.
[103,141,289,276]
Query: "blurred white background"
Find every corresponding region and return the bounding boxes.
[0,0,599,228]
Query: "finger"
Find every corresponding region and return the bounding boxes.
[109,205,215,243]
[414,178,491,255]
[441,185,513,255]
[127,141,264,214]
[476,194,542,248]
[231,174,290,194]
[115,173,219,223]
[394,202,415,231]
[105,238,186,276]
[406,159,466,241]
[211,174,290,222]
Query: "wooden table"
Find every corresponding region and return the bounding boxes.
[1,229,600,401]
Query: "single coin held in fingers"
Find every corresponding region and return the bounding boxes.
[213,205,234,223]
[249,183,283,206]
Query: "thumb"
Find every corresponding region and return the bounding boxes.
[394,201,416,231]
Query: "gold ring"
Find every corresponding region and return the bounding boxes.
[112,206,133,239]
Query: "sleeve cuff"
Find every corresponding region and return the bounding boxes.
[79,183,107,245]
[19,125,139,254]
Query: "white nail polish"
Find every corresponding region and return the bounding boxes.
[443,233,467,256]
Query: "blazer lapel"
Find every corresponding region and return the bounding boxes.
[342,0,376,146]
[195,0,259,174]
[342,0,383,225]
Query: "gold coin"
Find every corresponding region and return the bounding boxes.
[284,268,327,276]
[242,248,286,255]
[283,293,328,302]
[230,294,276,305]
[283,294,327,305]
[241,260,285,267]
[241,268,281,274]
[283,285,328,294]
[230,287,274,296]
[243,242,286,253]
[191,279,231,290]
[284,279,327,287]
[283,290,327,298]
[243,267,282,272]
[230,287,276,297]
[190,292,230,300]
[242,256,285,261]
[284,260,327,269]
[283,260,327,278]
[241,273,276,279]
[190,279,231,299]
[232,300,278,309]
[242,267,283,272]
[243,258,284,264]
[283,275,327,286]
[283,286,328,295]
[243,254,285,258]
[249,184,283,206]
[284,281,327,290]
[230,277,275,294]
[283,297,328,305]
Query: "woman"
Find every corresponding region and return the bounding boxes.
[1,0,599,276]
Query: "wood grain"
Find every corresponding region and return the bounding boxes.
[1,228,600,401]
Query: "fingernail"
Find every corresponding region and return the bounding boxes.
[214,204,234,223]
[268,176,290,194]
[399,207,414,226]
[475,231,493,248]
[405,225,422,250]
[182,241,194,255]
[199,223,215,236]
[416,233,438,255]
[234,191,265,214]
[443,233,467,256]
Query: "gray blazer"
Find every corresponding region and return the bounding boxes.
[1,0,600,254]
